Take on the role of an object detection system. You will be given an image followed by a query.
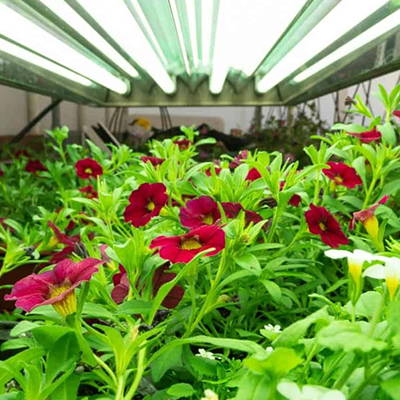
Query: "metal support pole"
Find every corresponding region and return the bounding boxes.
[9,98,62,144]
[51,96,61,128]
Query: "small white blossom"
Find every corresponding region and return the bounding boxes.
[196,348,216,360]
[266,346,274,354]
[201,389,218,400]
[278,381,345,400]
[264,324,282,333]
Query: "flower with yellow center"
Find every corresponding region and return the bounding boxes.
[364,257,400,300]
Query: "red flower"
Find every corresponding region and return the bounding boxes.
[15,150,30,158]
[221,202,262,225]
[205,167,222,176]
[280,181,302,207]
[393,110,400,118]
[230,150,248,169]
[75,158,103,179]
[111,264,184,309]
[48,222,82,263]
[124,183,168,227]
[347,128,381,143]
[353,196,389,225]
[174,139,192,150]
[150,225,225,263]
[305,204,349,248]
[246,168,261,181]
[4,258,102,315]
[322,162,362,188]
[141,156,165,166]
[179,196,221,228]
[79,185,98,199]
[25,160,47,173]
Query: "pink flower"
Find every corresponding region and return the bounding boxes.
[179,196,221,228]
[150,225,225,263]
[4,258,102,315]
[124,183,168,227]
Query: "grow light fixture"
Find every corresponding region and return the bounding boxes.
[209,0,307,94]
[256,0,390,93]
[76,0,176,94]
[0,3,128,94]
[38,0,139,78]
[293,9,400,83]
[169,0,191,74]
[201,0,214,67]
[0,38,92,87]
[186,0,199,68]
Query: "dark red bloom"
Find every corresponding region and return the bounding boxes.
[141,156,165,166]
[4,258,102,314]
[79,185,98,199]
[322,162,362,188]
[111,264,184,309]
[279,182,302,207]
[246,168,261,181]
[124,183,168,227]
[75,158,103,179]
[174,139,192,150]
[25,160,47,173]
[351,196,389,227]
[305,204,349,248]
[0,218,13,232]
[48,222,81,263]
[221,202,262,225]
[15,150,30,158]
[393,110,400,118]
[179,196,221,228]
[205,167,222,176]
[347,128,381,143]
[230,150,248,169]
[0,169,3,177]
[150,225,225,263]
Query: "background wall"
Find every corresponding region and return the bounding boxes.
[0,70,399,139]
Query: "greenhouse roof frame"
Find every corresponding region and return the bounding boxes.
[0,0,399,107]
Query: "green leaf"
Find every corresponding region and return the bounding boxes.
[31,326,73,350]
[331,123,366,133]
[46,332,80,383]
[82,303,116,320]
[273,308,330,347]
[317,321,386,352]
[381,374,400,400]
[151,345,182,382]
[117,300,153,315]
[166,383,195,397]
[261,280,282,302]
[378,122,397,146]
[234,253,261,275]
[244,348,302,377]
[10,321,40,337]
[49,374,80,400]
[348,291,382,319]
[234,371,275,400]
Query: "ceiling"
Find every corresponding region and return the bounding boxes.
[0,0,399,106]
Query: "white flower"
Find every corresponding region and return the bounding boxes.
[324,249,386,282]
[264,323,282,333]
[196,348,216,360]
[201,389,218,400]
[278,381,346,400]
[266,346,274,354]
[364,256,400,299]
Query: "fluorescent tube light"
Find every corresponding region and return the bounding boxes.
[0,38,92,86]
[186,0,199,68]
[38,0,139,78]
[256,0,390,93]
[77,0,176,94]
[201,0,214,67]
[169,0,191,74]
[0,3,128,94]
[210,0,307,94]
[293,10,400,83]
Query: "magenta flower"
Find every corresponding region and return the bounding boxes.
[393,110,400,118]
[4,258,102,315]
[150,225,225,263]
[179,196,221,228]
[141,156,165,166]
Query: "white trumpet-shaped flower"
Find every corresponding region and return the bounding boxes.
[324,249,386,283]
[364,257,400,300]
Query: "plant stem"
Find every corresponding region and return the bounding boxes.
[184,251,227,337]
[124,347,146,400]
[333,355,359,389]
